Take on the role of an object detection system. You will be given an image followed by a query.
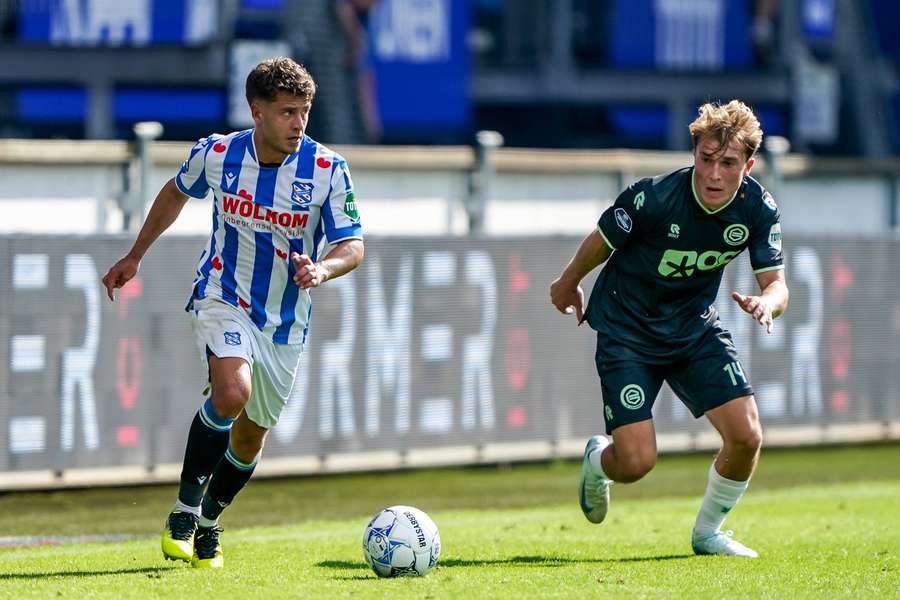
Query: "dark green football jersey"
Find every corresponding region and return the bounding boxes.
[584,167,783,362]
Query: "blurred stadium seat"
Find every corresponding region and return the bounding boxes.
[0,0,893,155]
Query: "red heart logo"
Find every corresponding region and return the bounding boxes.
[276,249,288,259]
[238,189,253,200]
[213,143,226,153]
[211,256,223,270]
[238,297,250,309]
[316,157,331,169]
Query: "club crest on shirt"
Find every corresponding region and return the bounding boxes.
[291,181,314,209]
[723,224,749,246]
[224,331,242,346]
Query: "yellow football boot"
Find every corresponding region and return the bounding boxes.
[191,525,224,569]
[161,511,198,563]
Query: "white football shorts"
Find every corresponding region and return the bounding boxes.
[190,297,303,429]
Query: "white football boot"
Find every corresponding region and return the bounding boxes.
[578,435,611,524]
[692,530,759,558]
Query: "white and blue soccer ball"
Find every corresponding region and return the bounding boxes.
[362,505,441,577]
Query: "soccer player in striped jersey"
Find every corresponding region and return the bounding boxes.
[102,57,364,568]
[551,101,789,558]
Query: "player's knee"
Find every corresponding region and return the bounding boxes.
[728,425,763,455]
[211,380,251,418]
[746,425,763,453]
[618,452,656,483]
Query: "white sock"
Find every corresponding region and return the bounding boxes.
[198,515,218,529]
[174,499,201,517]
[693,462,749,537]
[588,446,610,481]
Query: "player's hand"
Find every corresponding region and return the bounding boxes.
[550,277,585,324]
[732,291,774,333]
[101,255,140,301]
[292,252,325,289]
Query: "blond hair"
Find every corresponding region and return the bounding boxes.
[689,100,763,161]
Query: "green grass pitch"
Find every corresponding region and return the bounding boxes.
[0,444,898,599]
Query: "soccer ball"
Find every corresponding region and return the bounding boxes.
[361,505,441,577]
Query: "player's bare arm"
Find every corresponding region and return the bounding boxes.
[550,228,613,321]
[731,269,789,334]
[292,238,364,289]
[102,178,189,301]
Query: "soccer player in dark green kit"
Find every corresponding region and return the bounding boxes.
[551,100,789,557]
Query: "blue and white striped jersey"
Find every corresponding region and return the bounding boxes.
[175,129,363,345]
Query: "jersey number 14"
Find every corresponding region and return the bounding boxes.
[723,361,747,386]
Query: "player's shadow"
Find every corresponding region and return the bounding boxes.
[319,553,694,577]
[0,566,174,580]
[440,554,695,567]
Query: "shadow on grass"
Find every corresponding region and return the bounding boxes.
[0,566,175,580]
[318,553,694,572]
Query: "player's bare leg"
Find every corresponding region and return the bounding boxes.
[692,395,762,558]
[579,420,657,523]
[208,357,254,419]
[602,420,658,483]
[707,395,762,481]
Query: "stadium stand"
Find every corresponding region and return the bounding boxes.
[0,1,897,153]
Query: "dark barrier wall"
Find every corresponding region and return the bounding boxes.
[1,236,898,475]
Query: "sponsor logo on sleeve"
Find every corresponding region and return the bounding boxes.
[763,191,777,210]
[343,192,360,222]
[614,208,633,232]
[768,223,782,251]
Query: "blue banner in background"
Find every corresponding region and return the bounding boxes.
[610,0,751,70]
[18,0,217,46]
[370,0,471,137]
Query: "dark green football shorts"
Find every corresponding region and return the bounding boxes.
[595,326,753,434]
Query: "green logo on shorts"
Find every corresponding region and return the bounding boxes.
[620,384,645,410]
[605,405,613,422]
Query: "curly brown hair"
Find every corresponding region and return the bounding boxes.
[245,57,317,105]
[689,100,763,161]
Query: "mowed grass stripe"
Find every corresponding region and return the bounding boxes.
[1,479,897,599]
[0,443,898,538]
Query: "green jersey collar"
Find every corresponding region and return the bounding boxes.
[691,168,740,214]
